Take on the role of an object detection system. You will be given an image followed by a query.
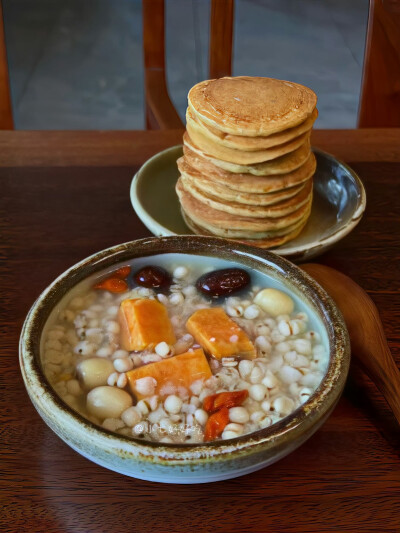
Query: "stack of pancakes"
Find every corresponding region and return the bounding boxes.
[176,76,318,248]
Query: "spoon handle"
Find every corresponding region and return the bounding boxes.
[301,263,400,425]
[352,299,400,424]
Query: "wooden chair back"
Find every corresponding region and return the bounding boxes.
[143,0,234,129]
[358,0,400,127]
[0,1,398,129]
[0,1,13,130]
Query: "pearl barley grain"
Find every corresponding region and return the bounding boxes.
[244,305,260,320]
[164,395,182,414]
[238,359,254,379]
[155,342,173,358]
[135,377,157,396]
[249,384,267,401]
[173,266,188,279]
[224,423,243,435]
[117,373,128,388]
[113,358,133,373]
[121,406,142,427]
[249,366,264,384]
[273,396,294,416]
[229,407,249,424]
[194,409,208,425]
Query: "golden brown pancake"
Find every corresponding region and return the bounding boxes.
[176,178,312,232]
[177,156,307,205]
[181,209,311,242]
[186,120,310,165]
[183,132,312,176]
[188,77,317,136]
[177,174,312,218]
[182,145,316,193]
[187,107,318,151]
[238,219,307,248]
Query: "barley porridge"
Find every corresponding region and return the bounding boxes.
[41,254,329,444]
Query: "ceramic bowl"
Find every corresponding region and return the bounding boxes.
[130,145,366,261]
[20,236,350,483]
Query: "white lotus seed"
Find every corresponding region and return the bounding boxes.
[87,386,132,419]
[254,288,294,317]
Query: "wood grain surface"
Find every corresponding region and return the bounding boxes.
[209,0,234,79]
[359,0,400,127]
[142,0,184,130]
[1,130,400,532]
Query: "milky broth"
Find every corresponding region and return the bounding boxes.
[41,253,329,443]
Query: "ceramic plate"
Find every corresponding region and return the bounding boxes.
[131,145,366,261]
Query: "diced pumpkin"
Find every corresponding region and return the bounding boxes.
[126,348,212,399]
[186,307,256,359]
[118,298,176,351]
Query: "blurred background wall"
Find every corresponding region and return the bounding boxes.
[3,0,369,130]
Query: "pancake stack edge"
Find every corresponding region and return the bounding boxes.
[176,76,318,249]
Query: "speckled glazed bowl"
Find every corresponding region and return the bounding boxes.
[20,236,350,483]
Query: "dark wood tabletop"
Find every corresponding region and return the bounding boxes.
[1,129,400,533]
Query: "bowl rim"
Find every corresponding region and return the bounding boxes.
[19,235,350,465]
[130,145,366,258]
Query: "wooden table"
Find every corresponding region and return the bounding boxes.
[1,129,399,532]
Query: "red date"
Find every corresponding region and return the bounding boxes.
[196,268,250,298]
[134,265,172,290]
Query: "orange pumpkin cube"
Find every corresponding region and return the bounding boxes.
[118,298,176,351]
[186,307,256,359]
[126,348,212,399]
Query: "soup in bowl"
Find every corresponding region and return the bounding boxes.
[20,236,349,483]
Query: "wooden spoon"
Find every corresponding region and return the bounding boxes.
[301,263,400,424]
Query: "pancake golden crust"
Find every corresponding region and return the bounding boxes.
[237,220,307,248]
[176,178,312,232]
[182,145,316,193]
[177,174,312,218]
[187,107,318,151]
[182,209,309,247]
[186,120,310,165]
[188,77,317,136]
[177,156,307,205]
[183,132,312,176]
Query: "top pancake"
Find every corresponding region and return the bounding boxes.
[188,77,317,137]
